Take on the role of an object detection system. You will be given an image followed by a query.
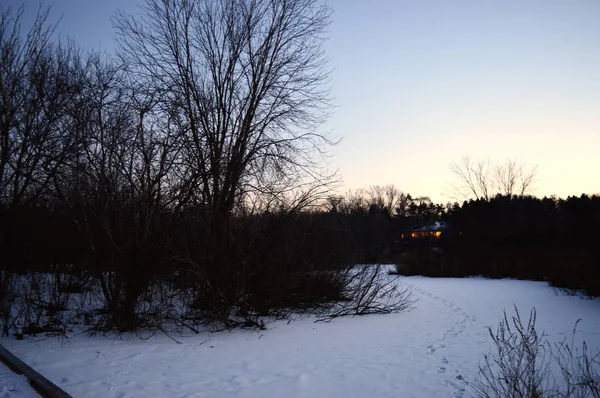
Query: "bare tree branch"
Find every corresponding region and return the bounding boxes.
[447,156,538,201]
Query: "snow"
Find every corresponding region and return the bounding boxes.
[413,221,449,231]
[0,365,38,398]
[1,275,599,398]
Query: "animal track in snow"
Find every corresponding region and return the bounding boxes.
[408,283,476,398]
[443,378,467,398]
[425,345,436,355]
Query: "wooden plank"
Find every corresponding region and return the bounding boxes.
[0,344,73,398]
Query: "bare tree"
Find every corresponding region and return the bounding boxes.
[494,157,538,197]
[448,156,494,201]
[333,188,368,215]
[109,0,337,323]
[0,5,81,207]
[33,45,183,330]
[113,0,335,225]
[327,186,414,217]
[366,184,402,216]
[394,191,414,218]
[447,156,537,201]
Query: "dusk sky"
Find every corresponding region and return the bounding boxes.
[7,0,600,202]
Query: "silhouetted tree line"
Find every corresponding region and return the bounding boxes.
[324,185,445,263]
[403,194,600,297]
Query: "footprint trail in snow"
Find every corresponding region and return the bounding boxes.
[409,284,476,398]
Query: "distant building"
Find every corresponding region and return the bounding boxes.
[401,221,450,241]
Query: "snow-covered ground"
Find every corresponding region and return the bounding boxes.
[0,365,38,398]
[1,276,599,398]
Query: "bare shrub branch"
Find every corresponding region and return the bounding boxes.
[554,320,600,398]
[317,265,415,322]
[474,307,600,398]
[473,306,553,398]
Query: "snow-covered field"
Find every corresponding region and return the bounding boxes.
[1,275,599,398]
[0,365,38,398]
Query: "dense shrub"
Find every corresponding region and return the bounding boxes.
[0,202,416,335]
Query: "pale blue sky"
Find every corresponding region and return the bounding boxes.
[7,0,600,201]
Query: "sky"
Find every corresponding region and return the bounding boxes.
[5,0,600,202]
